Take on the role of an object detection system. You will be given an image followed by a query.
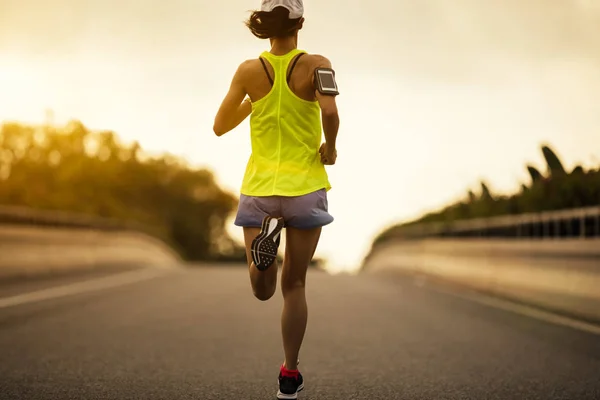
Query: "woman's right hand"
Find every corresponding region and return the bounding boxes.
[319,143,337,165]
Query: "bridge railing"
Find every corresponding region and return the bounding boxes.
[366,205,600,323]
[384,206,600,241]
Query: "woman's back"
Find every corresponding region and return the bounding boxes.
[241,49,331,197]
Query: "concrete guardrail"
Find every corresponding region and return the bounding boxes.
[364,238,600,324]
[0,205,182,281]
[364,206,600,324]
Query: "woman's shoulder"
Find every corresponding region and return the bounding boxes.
[233,58,266,81]
[237,58,262,71]
[300,53,334,69]
[234,53,335,79]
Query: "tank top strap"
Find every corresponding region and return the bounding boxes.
[260,49,306,85]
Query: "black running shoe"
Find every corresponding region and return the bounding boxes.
[277,372,304,400]
[251,216,284,271]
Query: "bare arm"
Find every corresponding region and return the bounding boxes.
[313,56,340,152]
[213,62,252,136]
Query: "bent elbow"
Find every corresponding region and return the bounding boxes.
[320,101,339,119]
[213,123,225,137]
[321,107,339,119]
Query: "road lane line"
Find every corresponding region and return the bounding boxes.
[0,268,172,309]
[426,283,600,336]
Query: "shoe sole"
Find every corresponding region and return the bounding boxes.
[251,216,272,270]
[276,382,304,399]
[251,216,283,271]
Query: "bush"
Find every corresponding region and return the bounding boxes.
[0,120,243,261]
[374,145,600,243]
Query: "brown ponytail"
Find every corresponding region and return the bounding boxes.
[246,6,302,39]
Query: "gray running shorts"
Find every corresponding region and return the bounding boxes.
[234,189,334,230]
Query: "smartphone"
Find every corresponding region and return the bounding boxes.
[314,68,339,96]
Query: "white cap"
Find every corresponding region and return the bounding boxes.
[261,0,304,19]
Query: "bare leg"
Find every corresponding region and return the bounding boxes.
[243,227,278,301]
[280,227,322,371]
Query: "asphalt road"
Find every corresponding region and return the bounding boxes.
[0,266,599,400]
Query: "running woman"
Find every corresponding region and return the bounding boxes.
[213,1,340,398]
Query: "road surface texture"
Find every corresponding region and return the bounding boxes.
[0,266,599,399]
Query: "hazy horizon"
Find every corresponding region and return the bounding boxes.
[2,0,600,271]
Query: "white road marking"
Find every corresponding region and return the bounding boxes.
[0,268,172,309]
[426,282,600,336]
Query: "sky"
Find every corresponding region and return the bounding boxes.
[1,0,599,273]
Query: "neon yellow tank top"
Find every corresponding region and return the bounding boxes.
[241,49,332,197]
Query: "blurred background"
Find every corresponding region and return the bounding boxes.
[1,0,599,270]
[2,2,600,399]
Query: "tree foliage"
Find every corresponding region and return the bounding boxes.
[0,120,245,261]
[377,145,600,239]
[541,145,566,177]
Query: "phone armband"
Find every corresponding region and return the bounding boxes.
[314,68,340,96]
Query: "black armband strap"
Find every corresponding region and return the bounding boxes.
[314,67,339,96]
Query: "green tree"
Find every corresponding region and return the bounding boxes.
[0,120,243,261]
[372,144,600,244]
[541,145,566,177]
[527,165,544,184]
